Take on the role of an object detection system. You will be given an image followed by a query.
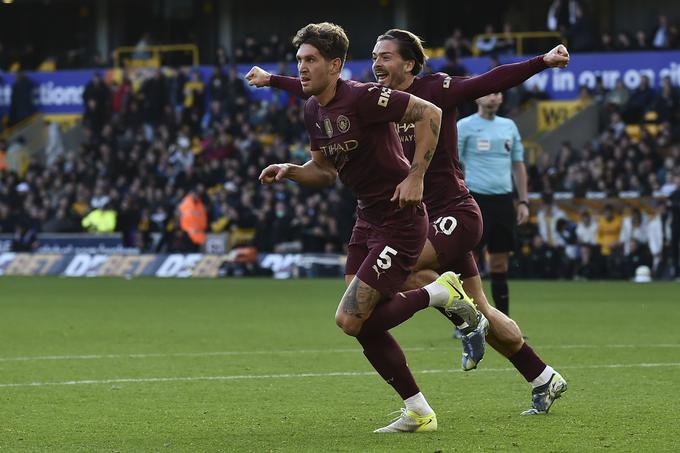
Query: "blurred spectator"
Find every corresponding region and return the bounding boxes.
[599,32,614,52]
[45,122,65,167]
[555,217,579,277]
[616,32,632,51]
[5,137,29,177]
[111,76,133,120]
[178,187,207,251]
[475,24,498,55]
[547,0,576,32]
[11,222,38,252]
[565,2,596,52]
[652,15,670,49]
[634,30,649,50]
[592,76,608,104]
[444,28,472,59]
[495,22,516,55]
[82,201,117,233]
[656,76,680,123]
[576,209,598,278]
[207,65,227,105]
[623,75,655,123]
[607,111,626,139]
[82,73,111,136]
[619,207,648,255]
[9,72,36,126]
[596,203,622,271]
[648,201,669,276]
[536,193,567,247]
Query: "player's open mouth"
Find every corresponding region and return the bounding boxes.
[374,71,389,83]
[300,76,311,85]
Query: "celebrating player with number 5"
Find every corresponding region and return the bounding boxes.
[251,29,570,416]
[258,23,480,433]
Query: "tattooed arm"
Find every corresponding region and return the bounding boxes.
[391,95,442,207]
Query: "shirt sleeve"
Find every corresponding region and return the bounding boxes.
[440,56,548,109]
[511,122,524,162]
[355,84,410,125]
[270,74,309,99]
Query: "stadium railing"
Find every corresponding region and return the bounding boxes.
[471,31,566,56]
[112,44,200,69]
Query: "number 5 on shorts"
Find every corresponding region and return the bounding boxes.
[376,246,398,270]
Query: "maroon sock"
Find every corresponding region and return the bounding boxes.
[358,288,430,334]
[356,330,420,399]
[508,343,547,382]
[434,307,465,326]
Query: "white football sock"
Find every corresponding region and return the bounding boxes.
[404,392,434,416]
[424,280,448,307]
[531,365,555,388]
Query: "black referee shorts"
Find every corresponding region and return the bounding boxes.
[471,192,516,254]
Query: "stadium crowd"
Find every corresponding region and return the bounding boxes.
[1,31,680,279]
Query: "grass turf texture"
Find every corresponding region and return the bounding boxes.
[0,277,679,452]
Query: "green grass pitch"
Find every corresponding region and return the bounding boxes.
[0,277,679,452]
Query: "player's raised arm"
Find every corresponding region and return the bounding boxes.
[259,151,337,188]
[391,95,442,207]
[440,44,570,107]
[245,65,308,99]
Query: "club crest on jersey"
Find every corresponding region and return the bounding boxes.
[324,118,333,138]
[336,115,350,133]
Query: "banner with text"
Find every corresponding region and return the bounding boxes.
[1,51,679,115]
[0,252,346,278]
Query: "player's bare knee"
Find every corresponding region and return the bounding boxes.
[335,312,362,336]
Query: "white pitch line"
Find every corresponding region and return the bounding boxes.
[0,362,679,389]
[1,343,679,363]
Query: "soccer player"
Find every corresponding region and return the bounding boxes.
[258,23,480,433]
[248,29,569,415]
[458,92,528,316]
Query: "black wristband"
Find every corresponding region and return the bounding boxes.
[518,200,530,208]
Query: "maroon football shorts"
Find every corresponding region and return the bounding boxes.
[427,197,483,279]
[346,204,429,298]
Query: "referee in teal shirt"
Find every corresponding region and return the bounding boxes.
[458,92,529,316]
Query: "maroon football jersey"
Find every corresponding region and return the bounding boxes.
[397,57,546,217]
[303,79,411,222]
[274,55,547,218]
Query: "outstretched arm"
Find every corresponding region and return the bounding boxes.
[391,95,442,207]
[441,44,570,107]
[245,66,308,99]
[259,150,336,188]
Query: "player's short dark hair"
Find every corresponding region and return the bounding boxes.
[376,29,427,75]
[293,22,349,65]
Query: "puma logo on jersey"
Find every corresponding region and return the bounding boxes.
[373,264,387,279]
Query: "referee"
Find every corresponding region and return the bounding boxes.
[457,92,529,316]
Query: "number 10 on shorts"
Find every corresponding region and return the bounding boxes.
[373,246,397,278]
